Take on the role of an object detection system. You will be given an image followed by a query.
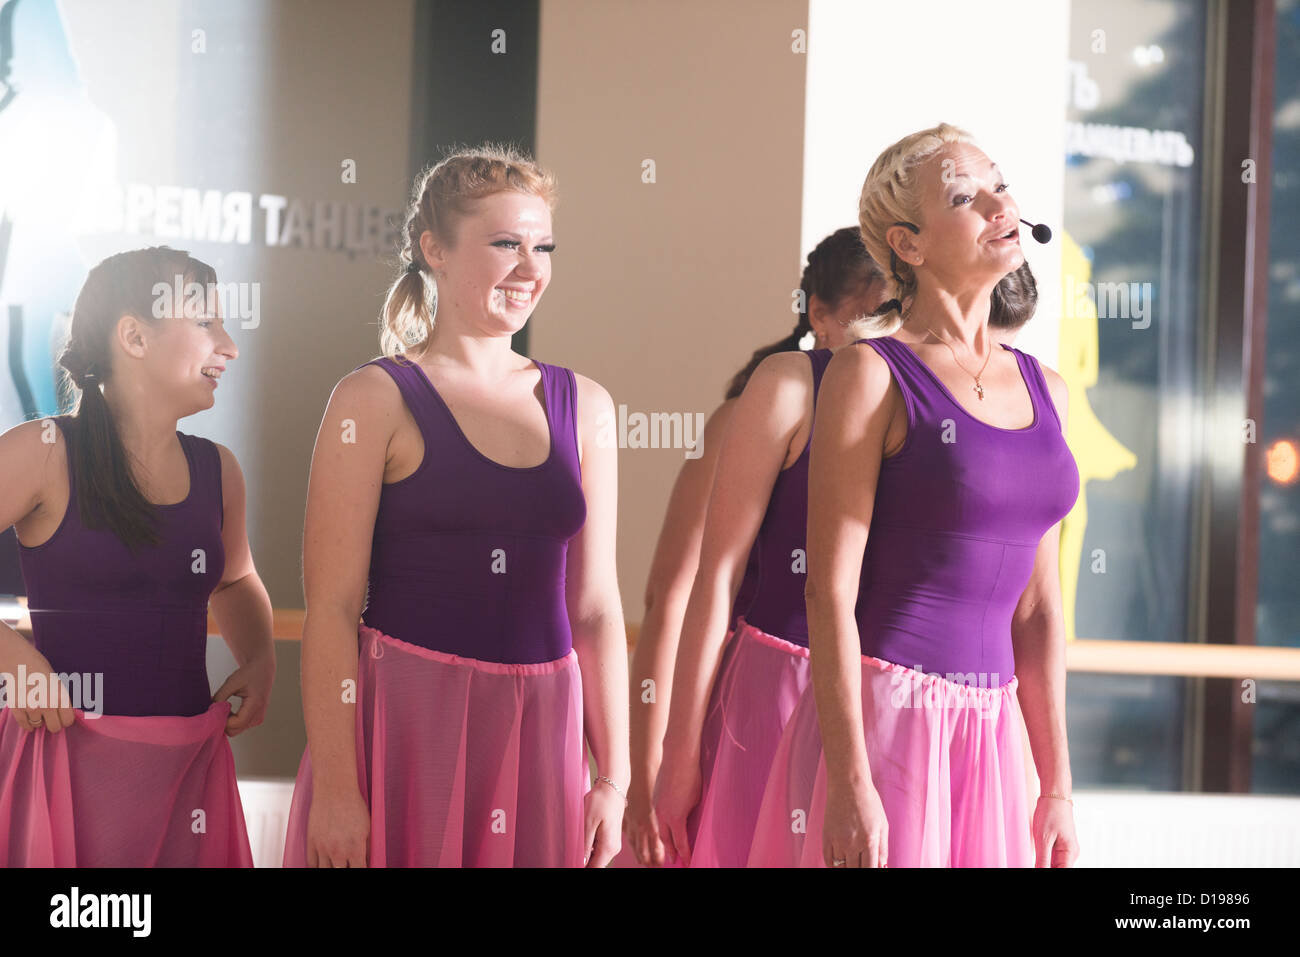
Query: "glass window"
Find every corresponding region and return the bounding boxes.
[1252,0,1300,794]
[1061,0,1208,788]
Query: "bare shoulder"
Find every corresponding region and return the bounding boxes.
[745,350,815,401]
[0,416,66,456]
[1035,359,1069,423]
[0,416,68,524]
[210,441,244,487]
[339,358,398,397]
[571,369,615,421]
[2,416,68,476]
[325,360,407,421]
[211,441,238,470]
[822,339,894,400]
[703,397,738,439]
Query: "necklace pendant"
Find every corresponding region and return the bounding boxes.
[974,381,985,400]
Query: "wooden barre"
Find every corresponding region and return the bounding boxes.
[7,603,1297,681]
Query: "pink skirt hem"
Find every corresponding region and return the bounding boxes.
[609,618,812,869]
[748,653,1034,867]
[283,624,588,867]
[688,618,812,867]
[0,701,253,867]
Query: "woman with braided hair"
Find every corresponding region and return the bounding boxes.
[0,246,272,866]
[282,144,629,867]
[617,227,887,867]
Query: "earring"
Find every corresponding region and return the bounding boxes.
[798,329,816,351]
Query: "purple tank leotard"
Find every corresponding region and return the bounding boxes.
[740,348,833,646]
[855,338,1079,679]
[359,355,587,664]
[17,417,224,717]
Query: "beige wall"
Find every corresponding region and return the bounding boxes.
[534,0,809,626]
[42,0,805,777]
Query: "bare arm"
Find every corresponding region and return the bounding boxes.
[805,344,895,789]
[299,367,392,866]
[662,353,812,762]
[207,443,275,734]
[1011,524,1071,794]
[653,353,813,863]
[627,399,737,800]
[1010,363,1078,866]
[565,372,630,867]
[0,420,74,731]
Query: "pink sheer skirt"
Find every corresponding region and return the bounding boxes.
[748,653,1034,867]
[689,618,811,867]
[283,624,588,867]
[0,701,252,867]
[609,623,744,869]
[610,618,811,868]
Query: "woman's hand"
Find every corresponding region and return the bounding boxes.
[213,649,276,737]
[824,775,889,868]
[1032,795,1079,867]
[6,650,77,733]
[306,786,371,868]
[583,777,625,867]
[623,761,669,866]
[651,745,702,866]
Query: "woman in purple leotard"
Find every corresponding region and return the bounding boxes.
[615,228,887,868]
[652,230,1042,867]
[283,146,629,868]
[648,228,884,867]
[0,246,274,866]
[749,123,1080,868]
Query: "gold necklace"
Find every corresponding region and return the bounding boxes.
[921,324,993,401]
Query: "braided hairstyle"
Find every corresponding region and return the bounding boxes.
[380,143,558,360]
[56,246,218,552]
[724,227,885,399]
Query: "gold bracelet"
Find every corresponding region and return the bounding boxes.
[1039,792,1073,804]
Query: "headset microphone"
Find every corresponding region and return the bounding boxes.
[1019,219,1052,244]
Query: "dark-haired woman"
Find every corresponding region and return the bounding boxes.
[618,228,886,867]
[0,247,273,866]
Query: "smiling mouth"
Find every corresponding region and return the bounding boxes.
[496,287,534,306]
[201,367,223,380]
